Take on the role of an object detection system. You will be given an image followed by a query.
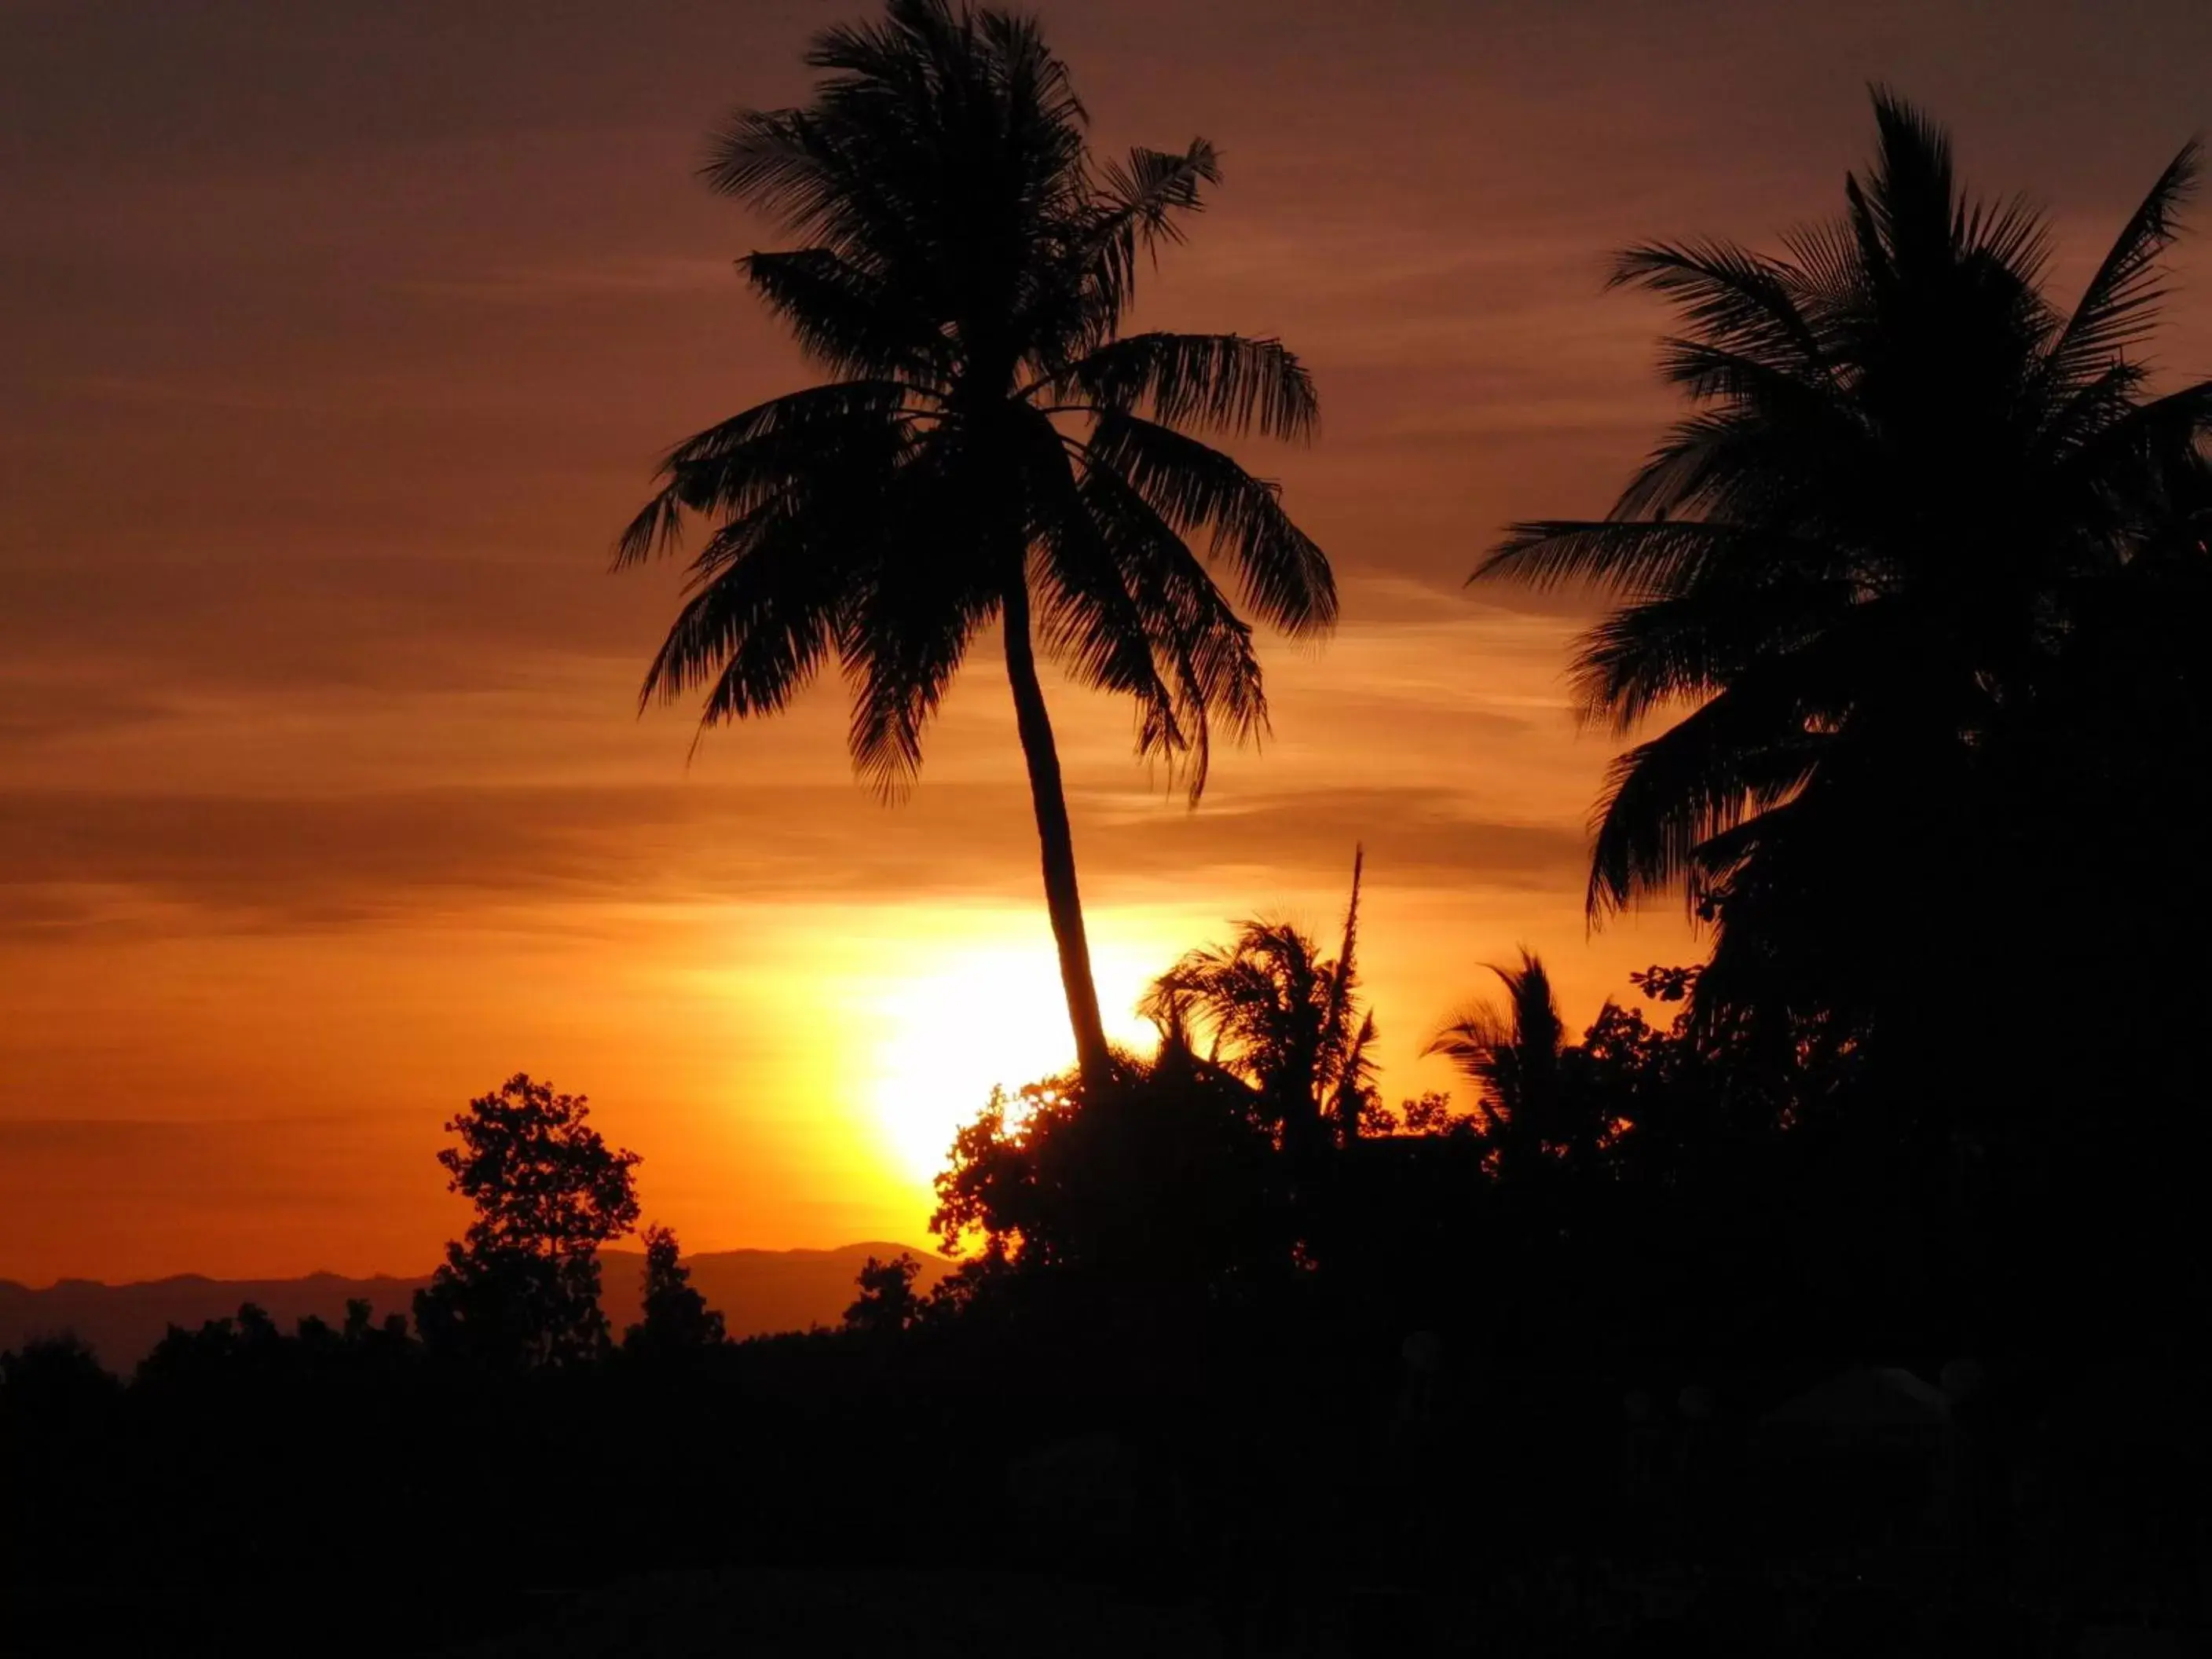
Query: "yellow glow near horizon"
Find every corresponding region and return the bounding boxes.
[851,909,1177,1186]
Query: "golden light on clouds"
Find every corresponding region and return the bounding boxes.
[4,0,2207,1283]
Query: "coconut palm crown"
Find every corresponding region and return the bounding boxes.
[1143,850,1377,1150]
[1477,90,2210,1030]
[1426,950,1580,1177]
[619,0,1334,1079]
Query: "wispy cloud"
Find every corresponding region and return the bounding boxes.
[399,255,740,303]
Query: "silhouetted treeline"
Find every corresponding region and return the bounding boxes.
[8,958,2207,1651]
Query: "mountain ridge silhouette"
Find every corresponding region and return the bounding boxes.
[0,1243,951,1369]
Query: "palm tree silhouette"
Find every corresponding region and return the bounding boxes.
[1144,850,1376,1151]
[619,0,1334,1078]
[1426,950,1579,1179]
[1476,91,2210,1028]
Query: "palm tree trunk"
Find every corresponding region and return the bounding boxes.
[1001,579,1112,1082]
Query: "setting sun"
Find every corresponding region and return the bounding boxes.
[850,910,1177,1185]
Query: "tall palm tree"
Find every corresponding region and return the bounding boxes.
[1426,950,1580,1178]
[1475,92,2210,1033]
[621,0,1335,1079]
[1144,851,1376,1150]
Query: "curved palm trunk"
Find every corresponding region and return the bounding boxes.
[1000,580,1112,1082]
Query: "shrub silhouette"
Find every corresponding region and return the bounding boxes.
[842,1252,925,1338]
[624,1225,728,1353]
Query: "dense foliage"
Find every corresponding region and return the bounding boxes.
[1478,91,2212,1359]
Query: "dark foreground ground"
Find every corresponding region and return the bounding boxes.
[5,1572,1218,1659]
[8,1557,2200,1658]
[427,1569,2199,1659]
[438,1569,1228,1657]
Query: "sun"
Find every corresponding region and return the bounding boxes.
[858,911,1167,1186]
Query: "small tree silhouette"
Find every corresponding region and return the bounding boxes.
[843,1252,924,1339]
[625,1224,727,1353]
[413,1074,641,1368]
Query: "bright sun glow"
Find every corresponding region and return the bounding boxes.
[856,911,1168,1185]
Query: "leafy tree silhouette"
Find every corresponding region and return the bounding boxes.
[413,1074,641,1368]
[0,1333,117,1413]
[932,1054,1284,1304]
[624,1224,727,1353]
[617,0,1335,1078]
[843,1251,925,1338]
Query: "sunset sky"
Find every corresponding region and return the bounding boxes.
[4,0,2207,1284]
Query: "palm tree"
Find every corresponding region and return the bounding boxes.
[1144,850,1376,1150]
[1426,950,1580,1178]
[620,0,1335,1080]
[1475,92,2210,1033]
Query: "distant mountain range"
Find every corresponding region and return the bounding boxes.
[0,1243,952,1372]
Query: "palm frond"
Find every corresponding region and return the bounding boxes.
[2058,377,2212,511]
[1479,519,1822,599]
[1055,331,1317,441]
[840,564,993,797]
[1424,1008,1512,1093]
[1084,412,1335,635]
[1654,339,1844,407]
[1956,192,2056,294]
[2046,140,2202,389]
[1426,950,1561,1146]
[1493,950,1564,1061]
[1081,140,1219,326]
[1611,240,1832,376]
[2035,358,2156,465]
[742,250,948,383]
[1588,692,1824,914]
[699,106,844,229]
[1608,397,1873,528]
[1570,573,1849,732]
[1860,87,1960,280]
[1069,450,1269,800]
[1018,416,1188,766]
[617,381,915,568]
[638,497,859,723]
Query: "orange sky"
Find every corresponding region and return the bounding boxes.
[3,0,2208,1284]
